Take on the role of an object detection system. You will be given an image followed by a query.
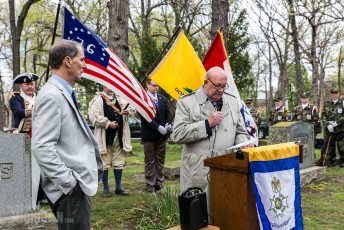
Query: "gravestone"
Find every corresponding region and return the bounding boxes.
[269,121,314,169]
[0,133,33,217]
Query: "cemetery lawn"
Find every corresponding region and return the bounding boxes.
[40,144,344,229]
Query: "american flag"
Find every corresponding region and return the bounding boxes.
[62,7,156,122]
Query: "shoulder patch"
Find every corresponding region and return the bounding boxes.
[8,91,20,100]
[180,92,195,99]
[223,92,237,98]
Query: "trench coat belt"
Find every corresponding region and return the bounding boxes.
[183,146,225,157]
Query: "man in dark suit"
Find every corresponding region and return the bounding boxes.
[140,79,172,192]
[31,40,103,229]
[9,73,39,133]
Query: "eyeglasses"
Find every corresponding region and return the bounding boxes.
[207,78,229,90]
[150,84,159,88]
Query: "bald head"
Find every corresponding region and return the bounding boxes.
[205,66,227,81]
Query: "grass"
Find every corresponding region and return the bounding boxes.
[301,149,344,230]
[90,142,181,230]
[43,142,344,229]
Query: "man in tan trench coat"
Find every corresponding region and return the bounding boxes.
[171,66,252,196]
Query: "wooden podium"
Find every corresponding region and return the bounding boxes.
[204,151,259,230]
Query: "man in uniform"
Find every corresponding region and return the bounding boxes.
[10,73,48,206]
[245,97,261,127]
[171,66,253,197]
[9,73,39,133]
[293,92,320,138]
[321,88,344,167]
[88,86,136,196]
[269,96,288,125]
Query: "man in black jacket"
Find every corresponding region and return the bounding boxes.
[140,79,172,192]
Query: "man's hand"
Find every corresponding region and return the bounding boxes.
[208,111,223,128]
[327,124,334,133]
[158,125,167,135]
[67,188,74,196]
[109,121,118,129]
[246,143,255,148]
[122,109,129,115]
[164,123,172,132]
[332,121,338,127]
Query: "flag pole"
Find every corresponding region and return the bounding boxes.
[140,23,183,85]
[45,0,62,82]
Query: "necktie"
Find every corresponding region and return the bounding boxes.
[154,98,158,108]
[71,91,78,109]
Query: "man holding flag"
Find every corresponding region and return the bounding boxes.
[172,66,253,196]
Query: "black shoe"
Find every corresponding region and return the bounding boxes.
[328,161,336,167]
[102,190,111,197]
[154,184,163,191]
[115,188,130,196]
[39,198,49,205]
[146,185,155,193]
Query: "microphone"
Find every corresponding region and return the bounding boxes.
[215,98,223,132]
[216,98,223,112]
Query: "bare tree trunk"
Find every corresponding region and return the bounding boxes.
[108,0,129,64]
[338,46,344,92]
[268,39,273,112]
[8,0,40,91]
[309,20,320,108]
[210,0,229,43]
[0,74,4,130]
[287,0,303,99]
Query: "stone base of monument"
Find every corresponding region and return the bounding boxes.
[300,166,326,187]
[163,161,181,180]
[0,209,56,230]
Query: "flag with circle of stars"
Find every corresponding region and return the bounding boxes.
[62,7,156,122]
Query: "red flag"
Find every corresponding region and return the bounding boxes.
[202,30,258,146]
[62,7,156,122]
[202,30,240,99]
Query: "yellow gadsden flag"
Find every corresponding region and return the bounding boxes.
[149,31,205,100]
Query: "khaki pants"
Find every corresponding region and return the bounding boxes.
[101,134,126,170]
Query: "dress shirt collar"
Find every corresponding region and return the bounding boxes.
[52,74,73,96]
[147,91,157,100]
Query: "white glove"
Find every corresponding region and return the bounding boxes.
[158,125,167,135]
[327,125,334,133]
[164,123,172,132]
[332,121,338,127]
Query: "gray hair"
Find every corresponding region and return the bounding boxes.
[49,40,83,69]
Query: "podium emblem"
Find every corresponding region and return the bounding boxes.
[269,177,289,219]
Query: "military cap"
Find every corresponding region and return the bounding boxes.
[13,73,39,84]
[245,98,253,104]
[274,95,282,101]
[301,92,309,98]
[330,88,340,94]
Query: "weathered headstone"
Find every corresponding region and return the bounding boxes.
[269,121,314,169]
[0,133,32,217]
